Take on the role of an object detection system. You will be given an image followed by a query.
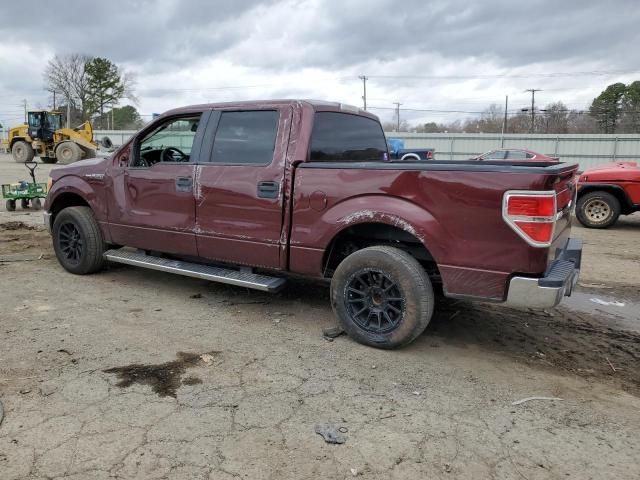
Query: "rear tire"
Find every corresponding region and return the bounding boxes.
[6,199,16,212]
[330,245,434,349]
[20,199,29,209]
[31,198,42,210]
[576,191,621,229]
[11,141,34,163]
[52,206,105,274]
[55,142,82,164]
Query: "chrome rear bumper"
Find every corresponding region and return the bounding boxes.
[505,238,582,309]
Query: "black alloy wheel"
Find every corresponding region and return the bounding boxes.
[345,269,405,334]
[58,221,84,265]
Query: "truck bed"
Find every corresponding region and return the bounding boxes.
[290,160,579,299]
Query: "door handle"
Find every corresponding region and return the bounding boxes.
[257,181,280,199]
[175,176,193,193]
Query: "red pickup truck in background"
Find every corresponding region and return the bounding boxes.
[576,161,640,228]
[44,100,582,349]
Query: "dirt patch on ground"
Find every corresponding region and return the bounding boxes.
[0,222,50,255]
[430,299,640,395]
[0,221,38,231]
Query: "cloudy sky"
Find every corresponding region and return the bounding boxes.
[1,0,639,128]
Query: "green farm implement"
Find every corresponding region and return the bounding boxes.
[2,161,48,211]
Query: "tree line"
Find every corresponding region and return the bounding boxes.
[390,82,640,135]
[44,54,143,130]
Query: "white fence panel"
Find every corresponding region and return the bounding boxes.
[385,133,640,170]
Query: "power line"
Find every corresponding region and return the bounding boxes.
[365,70,640,80]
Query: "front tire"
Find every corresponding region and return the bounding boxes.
[330,246,434,349]
[6,199,16,212]
[55,142,82,164]
[11,141,34,163]
[52,206,105,274]
[576,191,621,229]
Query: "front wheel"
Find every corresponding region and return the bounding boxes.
[11,140,34,163]
[576,191,621,229]
[52,206,105,274]
[330,246,434,349]
[55,142,82,164]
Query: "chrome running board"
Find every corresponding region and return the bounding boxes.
[104,249,286,293]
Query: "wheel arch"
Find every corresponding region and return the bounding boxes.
[45,178,108,235]
[9,137,28,149]
[578,184,633,214]
[322,221,441,284]
[399,153,421,161]
[48,191,90,226]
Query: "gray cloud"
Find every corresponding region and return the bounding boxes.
[1,0,639,126]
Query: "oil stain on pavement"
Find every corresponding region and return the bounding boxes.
[103,351,217,397]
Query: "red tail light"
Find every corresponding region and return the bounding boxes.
[503,191,557,247]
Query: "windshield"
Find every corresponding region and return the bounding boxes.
[46,113,62,131]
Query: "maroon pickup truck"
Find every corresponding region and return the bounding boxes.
[44,100,582,348]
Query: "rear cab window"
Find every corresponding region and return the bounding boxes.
[309,112,388,162]
[210,110,279,165]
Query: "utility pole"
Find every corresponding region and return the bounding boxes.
[525,89,542,133]
[500,95,508,146]
[66,97,71,128]
[358,75,368,110]
[47,90,57,110]
[393,102,402,131]
[23,99,28,123]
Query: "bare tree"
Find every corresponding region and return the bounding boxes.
[540,102,570,133]
[44,53,92,121]
[463,104,504,133]
[382,120,410,132]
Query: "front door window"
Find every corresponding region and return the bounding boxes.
[133,116,201,167]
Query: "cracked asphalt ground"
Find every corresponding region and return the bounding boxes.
[1,154,640,479]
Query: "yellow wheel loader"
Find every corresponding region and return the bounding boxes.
[2,111,98,164]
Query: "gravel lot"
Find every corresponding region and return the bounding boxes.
[1,153,639,479]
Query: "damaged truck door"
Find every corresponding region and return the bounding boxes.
[107,112,210,256]
[194,108,290,269]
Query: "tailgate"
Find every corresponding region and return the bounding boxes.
[548,164,579,258]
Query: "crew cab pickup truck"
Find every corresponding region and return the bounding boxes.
[44,100,582,349]
[576,161,640,228]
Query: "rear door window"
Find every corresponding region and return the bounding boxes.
[506,150,528,159]
[210,110,279,165]
[310,112,388,162]
[482,150,506,160]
